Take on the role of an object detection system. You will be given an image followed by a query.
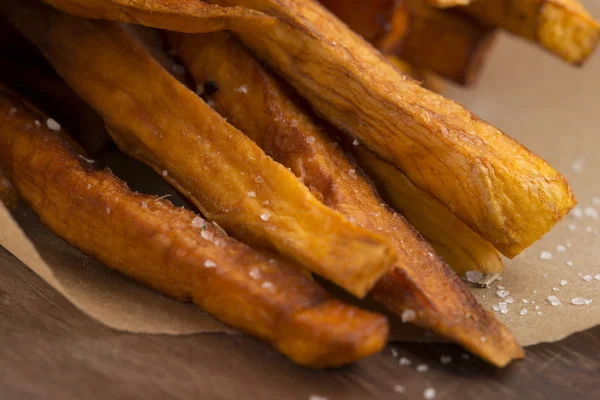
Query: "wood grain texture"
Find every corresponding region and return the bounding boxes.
[1,246,599,400]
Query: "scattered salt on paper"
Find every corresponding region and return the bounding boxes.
[571,159,584,172]
[391,348,398,358]
[553,287,560,292]
[416,364,429,372]
[393,385,405,394]
[309,395,328,400]
[398,357,411,366]
[496,289,509,299]
[540,251,552,260]
[556,245,567,252]
[584,206,599,219]
[466,270,483,283]
[520,308,528,316]
[568,223,577,231]
[506,298,514,304]
[547,296,561,306]
[593,197,600,206]
[571,206,583,218]
[560,280,568,286]
[566,260,574,267]
[571,297,592,305]
[583,275,593,282]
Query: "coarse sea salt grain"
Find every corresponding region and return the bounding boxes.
[571,297,591,305]
[496,289,509,299]
[466,270,483,283]
[306,136,315,144]
[571,206,583,218]
[584,206,599,219]
[204,260,217,268]
[249,268,261,280]
[595,274,600,280]
[520,308,528,316]
[568,223,577,231]
[506,298,514,304]
[349,169,357,178]
[262,281,274,290]
[201,230,213,241]
[566,260,574,267]
[401,309,416,323]
[585,226,594,233]
[522,299,529,304]
[547,295,561,306]
[236,85,248,94]
[399,357,411,366]
[309,395,328,400]
[561,280,568,286]
[46,118,61,131]
[553,287,560,292]
[247,191,256,198]
[583,275,593,282]
[556,245,567,252]
[192,217,204,228]
[260,212,271,222]
[393,385,405,394]
[572,159,584,172]
[416,364,429,372]
[424,388,436,400]
[440,355,452,365]
[162,170,168,177]
[540,251,552,260]
[391,348,398,358]
[535,306,540,310]
[352,139,359,146]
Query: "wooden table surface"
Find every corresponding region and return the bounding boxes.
[1,247,599,400]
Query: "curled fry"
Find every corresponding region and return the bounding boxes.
[171,31,523,366]
[5,0,397,298]
[0,84,388,368]
[463,0,600,64]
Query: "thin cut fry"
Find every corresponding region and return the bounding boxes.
[463,0,600,64]
[171,31,523,366]
[354,149,503,277]
[5,1,396,298]
[204,0,576,257]
[321,0,496,85]
[0,84,388,368]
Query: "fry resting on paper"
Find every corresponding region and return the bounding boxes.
[0,84,388,368]
[171,31,523,366]
[5,1,396,298]
[462,0,600,64]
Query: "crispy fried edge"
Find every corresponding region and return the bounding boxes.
[204,0,575,258]
[5,0,397,298]
[172,31,524,366]
[463,0,600,64]
[0,83,388,368]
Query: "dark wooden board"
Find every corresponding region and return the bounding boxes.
[1,247,599,400]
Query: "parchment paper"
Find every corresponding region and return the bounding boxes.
[1,5,600,346]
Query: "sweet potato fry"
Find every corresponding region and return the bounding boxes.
[171,31,523,366]
[320,0,496,85]
[0,84,388,368]
[386,56,445,93]
[5,1,397,298]
[203,0,575,258]
[462,0,600,64]
[354,149,503,277]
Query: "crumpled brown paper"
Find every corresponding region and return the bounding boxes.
[2,8,600,346]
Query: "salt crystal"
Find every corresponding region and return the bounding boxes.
[571,206,583,218]
[247,191,256,198]
[391,348,398,358]
[585,226,593,233]
[236,85,248,94]
[255,176,264,183]
[9,107,16,115]
[586,299,593,305]
[544,273,549,278]
[522,299,529,304]
[568,224,577,231]
[401,309,416,323]
[201,230,213,241]
[192,217,204,228]
[497,276,503,281]
[141,201,148,209]
[416,364,429,372]
[560,280,568,286]
[583,275,593,282]
[496,290,509,299]
[46,118,61,131]
[106,207,111,214]
[594,197,600,206]
[309,395,328,400]
[506,298,514,304]
[566,261,574,267]
[34,120,41,127]
[352,139,359,146]
[393,385,405,394]
[162,170,168,177]
[538,312,543,316]
[249,268,261,280]
[424,388,436,400]
[204,260,217,268]
[260,212,271,221]
[480,336,487,343]
[306,136,315,144]
[348,169,357,178]
[540,251,552,260]
[556,245,567,252]
[535,306,540,310]
[584,206,599,219]
[520,308,528,316]
[595,274,600,280]
[262,281,274,290]
[547,295,561,306]
[553,287,560,292]
[571,297,589,305]
[571,159,584,172]
[440,355,452,364]
[399,357,411,366]
[498,285,505,290]
[465,270,483,283]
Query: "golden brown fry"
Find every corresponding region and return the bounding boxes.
[172,31,523,366]
[463,0,600,64]
[203,0,575,258]
[0,167,19,209]
[426,0,471,7]
[321,0,496,85]
[385,56,445,93]
[5,1,396,298]
[355,149,503,277]
[0,84,388,368]
[42,0,274,33]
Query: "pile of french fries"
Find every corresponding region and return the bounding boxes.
[0,0,597,368]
